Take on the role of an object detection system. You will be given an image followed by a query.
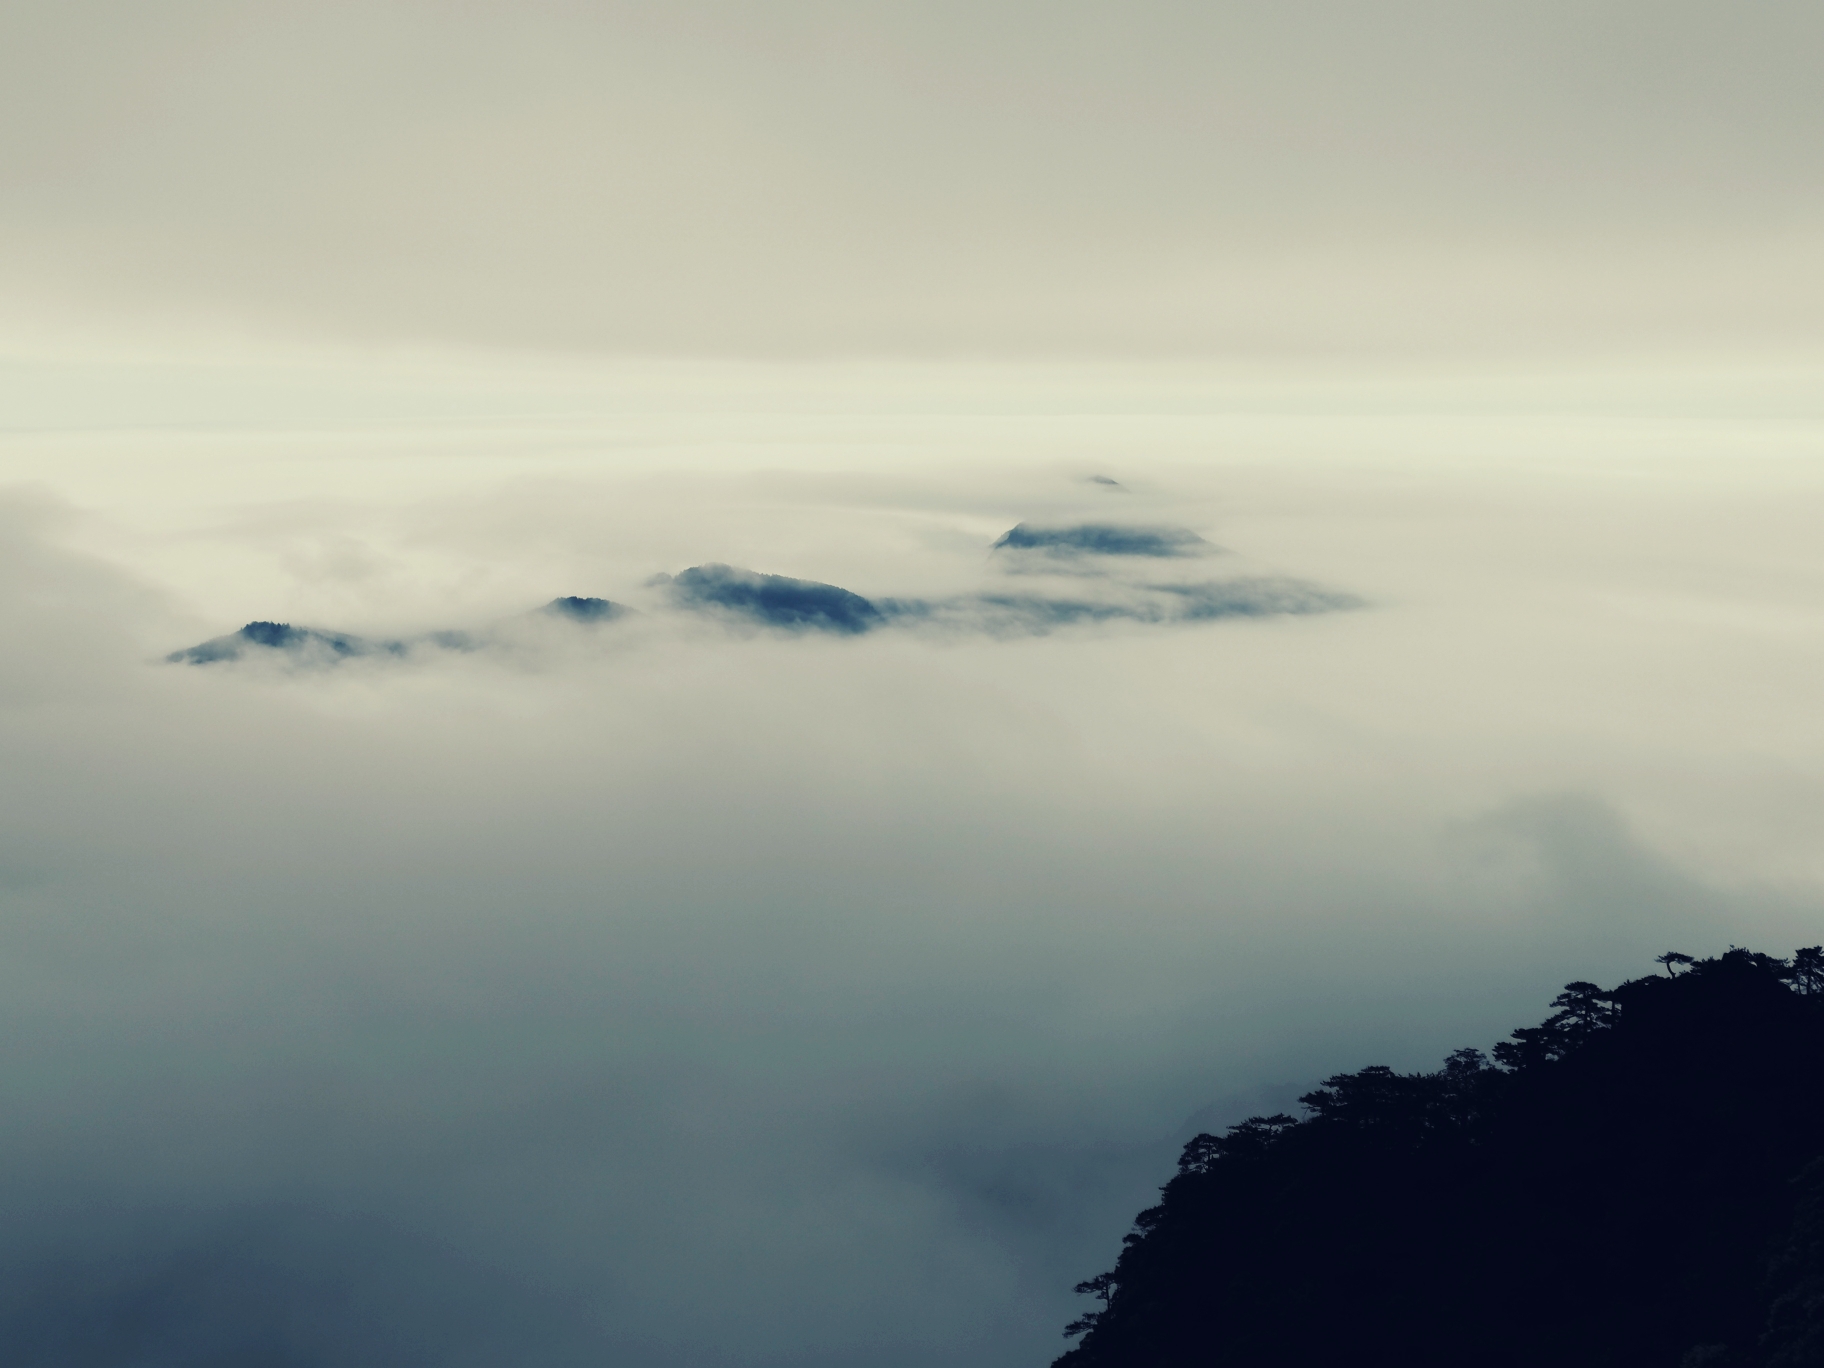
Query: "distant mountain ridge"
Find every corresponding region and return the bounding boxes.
[166,597,624,665]
[167,522,1361,666]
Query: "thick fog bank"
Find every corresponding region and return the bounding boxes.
[0,358,1821,1364]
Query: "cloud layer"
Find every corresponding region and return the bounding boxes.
[1,356,1822,1365]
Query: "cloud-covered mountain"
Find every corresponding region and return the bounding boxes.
[168,620,411,665]
[542,595,630,625]
[991,522,1208,558]
[908,579,1360,635]
[660,564,885,635]
[168,598,630,666]
[166,528,1355,663]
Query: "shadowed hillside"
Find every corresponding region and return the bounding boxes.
[1059,949,1824,1368]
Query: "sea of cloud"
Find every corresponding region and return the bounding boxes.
[0,353,1820,1365]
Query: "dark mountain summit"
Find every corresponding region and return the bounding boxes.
[993,523,1207,558]
[167,621,400,664]
[1059,948,1824,1368]
[541,596,629,623]
[662,564,885,634]
[169,598,631,666]
[164,535,1361,664]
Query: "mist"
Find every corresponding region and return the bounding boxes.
[0,354,1819,1364]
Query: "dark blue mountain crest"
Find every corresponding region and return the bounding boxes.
[664,564,884,635]
[992,523,1207,557]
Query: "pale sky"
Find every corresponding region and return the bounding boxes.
[2,0,1820,355]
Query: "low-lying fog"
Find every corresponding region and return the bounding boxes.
[2,354,1821,1365]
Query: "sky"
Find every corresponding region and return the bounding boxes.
[3,0,1822,355]
[1,4,1822,1366]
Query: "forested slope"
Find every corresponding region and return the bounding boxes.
[1058,949,1824,1368]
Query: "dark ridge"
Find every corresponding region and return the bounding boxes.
[1087,475,1126,489]
[542,596,628,624]
[871,595,1133,637]
[1150,577,1363,619]
[163,573,1354,664]
[1057,948,1824,1368]
[992,523,1206,558]
[876,579,1359,637]
[950,595,1150,633]
[241,621,301,648]
[167,622,393,665]
[665,564,883,635]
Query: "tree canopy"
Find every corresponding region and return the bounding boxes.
[1058,948,1824,1368]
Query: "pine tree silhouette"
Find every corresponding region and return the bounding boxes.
[1058,949,1824,1368]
